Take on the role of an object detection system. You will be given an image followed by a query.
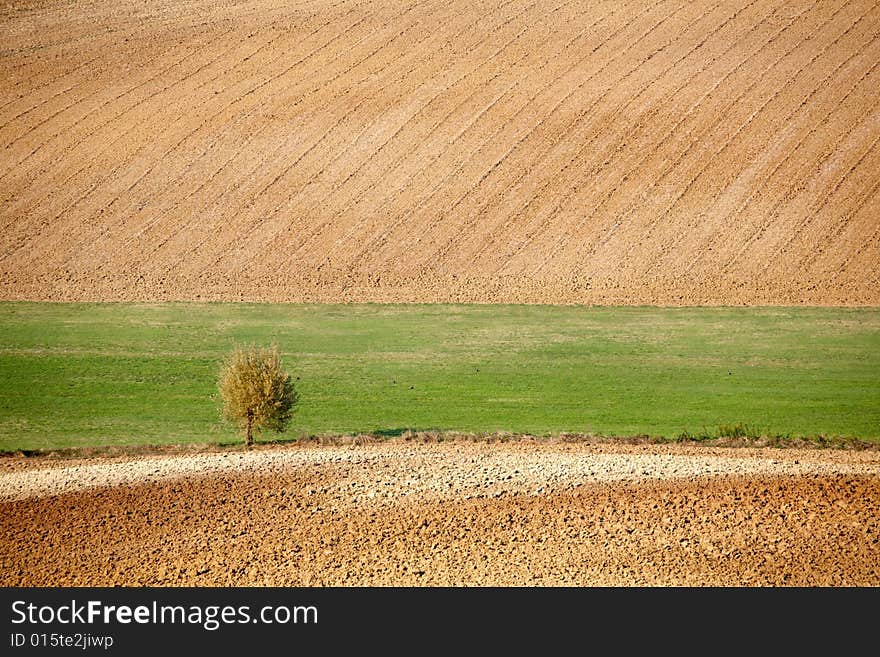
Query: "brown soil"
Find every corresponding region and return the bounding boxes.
[2,442,878,586]
[2,0,878,305]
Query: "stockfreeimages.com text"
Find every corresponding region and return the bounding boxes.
[11,600,317,631]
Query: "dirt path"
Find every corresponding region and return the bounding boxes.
[2,442,878,586]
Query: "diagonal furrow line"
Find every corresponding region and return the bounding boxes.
[55,8,372,264]
[633,0,874,272]
[839,181,880,276]
[429,0,692,265]
[601,0,848,267]
[0,49,109,124]
[332,5,624,271]
[0,25,140,60]
[95,0,412,260]
[0,27,238,232]
[326,78,516,252]
[761,125,880,274]
[163,0,458,275]
[716,46,880,274]
[186,0,535,275]
[2,3,366,265]
[27,0,354,237]
[137,0,453,272]
[336,83,519,272]
[0,0,201,60]
[316,2,592,258]
[340,0,662,270]
[254,0,567,269]
[231,0,452,204]
[0,0,275,115]
[137,1,463,274]
[587,1,829,259]
[0,0,352,186]
[0,24,230,165]
[0,24,259,243]
[0,7,360,264]
[0,26,236,183]
[580,3,818,262]
[0,0,321,61]
[712,26,880,276]
[531,0,784,273]
[282,0,460,116]
[809,150,880,270]
[474,0,755,270]
[332,3,575,198]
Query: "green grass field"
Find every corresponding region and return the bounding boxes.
[0,303,878,450]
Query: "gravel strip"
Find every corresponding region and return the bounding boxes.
[2,442,878,502]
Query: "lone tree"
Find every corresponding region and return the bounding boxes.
[218,344,298,447]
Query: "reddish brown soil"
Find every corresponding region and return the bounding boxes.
[2,444,878,586]
[1,1,878,305]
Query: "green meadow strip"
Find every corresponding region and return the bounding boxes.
[0,303,877,450]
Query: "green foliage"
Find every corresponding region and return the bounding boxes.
[217,344,298,445]
[717,422,757,439]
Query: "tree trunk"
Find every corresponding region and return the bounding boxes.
[245,410,253,447]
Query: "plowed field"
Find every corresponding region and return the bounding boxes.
[2,0,878,304]
[2,441,878,586]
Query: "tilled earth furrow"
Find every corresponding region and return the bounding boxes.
[2,443,877,586]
